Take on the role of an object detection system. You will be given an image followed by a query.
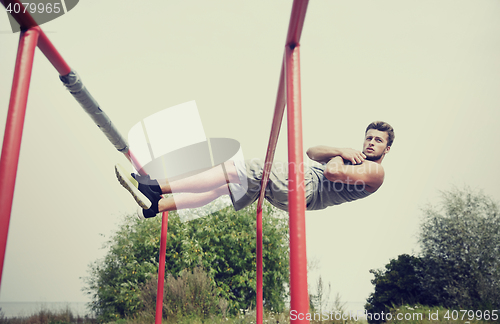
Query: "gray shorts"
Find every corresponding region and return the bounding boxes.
[227,159,315,212]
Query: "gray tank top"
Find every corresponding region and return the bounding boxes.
[305,164,372,211]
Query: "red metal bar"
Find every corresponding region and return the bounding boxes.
[0,27,40,287]
[124,149,147,176]
[255,206,263,324]
[123,151,169,323]
[256,0,309,324]
[37,30,71,76]
[1,0,71,75]
[285,45,309,323]
[255,1,309,323]
[1,5,169,320]
[255,60,286,324]
[0,0,38,30]
[257,61,287,206]
[155,211,169,324]
[285,0,309,47]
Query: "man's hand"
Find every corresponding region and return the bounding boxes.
[339,148,366,165]
[306,146,365,164]
[324,156,385,192]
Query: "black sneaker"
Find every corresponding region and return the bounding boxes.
[115,164,162,210]
[131,173,162,194]
[136,206,160,220]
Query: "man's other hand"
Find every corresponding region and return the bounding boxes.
[339,148,366,165]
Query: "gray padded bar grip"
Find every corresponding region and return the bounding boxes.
[59,71,129,153]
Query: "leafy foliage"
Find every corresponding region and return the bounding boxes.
[84,202,289,321]
[139,267,224,321]
[310,275,332,314]
[418,186,500,309]
[365,254,435,324]
[365,187,500,323]
[0,307,95,324]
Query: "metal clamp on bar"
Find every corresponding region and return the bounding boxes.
[59,71,129,153]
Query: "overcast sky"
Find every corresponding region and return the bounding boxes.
[1,0,500,312]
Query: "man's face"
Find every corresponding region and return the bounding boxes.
[363,129,391,162]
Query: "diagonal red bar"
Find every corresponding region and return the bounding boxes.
[0,0,39,30]
[256,60,287,215]
[0,27,40,287]
[1,0,71,75]
[286,0,309,47]
[1,4,169,318]
[256,0,309,215]
[37,31,71,76]
[255,54,286,324]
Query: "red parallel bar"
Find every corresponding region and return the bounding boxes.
[1,5,169,317]
[285,0,309,47]
[0,0,38,29]
[37,30,71,75]
[255,208,264,324]
[255,59,286,324]
[1,0,71,75]
[257,61,287,207]
[124,149,147,176]
[155,211,169,324]
[255,1,308,323]
[256,0,308,212]
[286,45,309,323]
[0,27,40,287]
[123,149,169,323]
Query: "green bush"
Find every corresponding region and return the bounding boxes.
[84,201,289,321]
[365,254,436,323]
[365,187,500,324]
[419,186,500,309]
[0,308,95,324]
[139,267,226,321]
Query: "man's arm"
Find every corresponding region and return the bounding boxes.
[323,156,385,192]
[306,146,366,165]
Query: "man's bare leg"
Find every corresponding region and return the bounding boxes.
[159,160,240,194]
[115,160,239,218]
[158,185,230,212]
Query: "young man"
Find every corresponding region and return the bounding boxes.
[115,121,394,219]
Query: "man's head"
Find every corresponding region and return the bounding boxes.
[363,121,395,162]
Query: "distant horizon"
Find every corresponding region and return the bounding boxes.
[0,300,369,317]
[0,301,91,318]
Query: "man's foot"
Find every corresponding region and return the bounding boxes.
[136,206,160,220]
[115,164,162,209]
[131,173,162,194]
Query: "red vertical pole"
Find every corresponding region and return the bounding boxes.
[256,206,263,323]
[285,45,309,323]
[0,27,40,287]
[155,211,169,324]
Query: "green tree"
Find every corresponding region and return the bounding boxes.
[84,201,289,321]
[365,254,433,324]
[365,186,500,324]
[310,275,331,315]
[418,186,500,309]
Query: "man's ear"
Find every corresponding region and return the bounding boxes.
[384,146,391,154]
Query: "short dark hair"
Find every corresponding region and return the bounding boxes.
[366,121,395,147]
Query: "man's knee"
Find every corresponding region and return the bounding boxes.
[215,185,230,197]
[224,160,240,184]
